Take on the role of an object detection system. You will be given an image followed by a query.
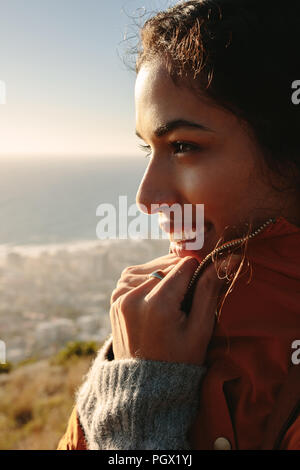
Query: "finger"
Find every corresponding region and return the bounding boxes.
[122,264,175,287]
[120,253,243,309]
[112,257,189,311]
[110,264,175,304]
[127,254,181,275]
[140,256,201,308]
[113,254,241,314]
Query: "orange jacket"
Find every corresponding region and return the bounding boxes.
[57,216,300,450]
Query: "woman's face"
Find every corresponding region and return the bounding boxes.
[135,61,287,261]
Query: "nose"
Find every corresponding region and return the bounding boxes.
[136,156,178,215]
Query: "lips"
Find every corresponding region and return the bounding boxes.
[170,228,197,242]
[159,221,213,242]
[168,222,214,258]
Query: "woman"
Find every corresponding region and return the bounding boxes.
[58,0,300,450]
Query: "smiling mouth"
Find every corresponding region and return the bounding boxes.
[164,223,213,243]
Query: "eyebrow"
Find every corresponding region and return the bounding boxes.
[135,119,214,139]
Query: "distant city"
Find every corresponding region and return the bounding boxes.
[1,238,169,363]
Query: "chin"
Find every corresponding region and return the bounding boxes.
[169,243,210,262]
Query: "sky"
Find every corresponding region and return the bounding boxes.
[0,0,178,158]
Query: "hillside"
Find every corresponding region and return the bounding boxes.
[0,342,100,450]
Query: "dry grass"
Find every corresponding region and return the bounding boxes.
[0,354,95,450]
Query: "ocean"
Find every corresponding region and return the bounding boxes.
[0,156,150,246]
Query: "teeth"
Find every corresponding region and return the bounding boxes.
[171,225,211,242]
[171,228,197,241]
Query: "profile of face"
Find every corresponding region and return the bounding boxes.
[135,60,288,261]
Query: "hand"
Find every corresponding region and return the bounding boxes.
[110,253,182,305]
[109,254,241,366]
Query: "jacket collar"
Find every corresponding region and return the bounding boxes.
[254,216,300,241]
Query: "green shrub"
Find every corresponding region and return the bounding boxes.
[16,357,38,368]
[51,341,99,365]
[0,362,13,374]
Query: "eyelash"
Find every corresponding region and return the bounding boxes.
[139,144,152,159]
[138,142,201,159]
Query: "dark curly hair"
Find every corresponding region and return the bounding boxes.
[135,0,300,192]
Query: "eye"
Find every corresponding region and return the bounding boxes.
[138,141,202,159]
[138,144,152,159]
[171,141,200,155]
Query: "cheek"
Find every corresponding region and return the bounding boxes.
[178,158,255,213]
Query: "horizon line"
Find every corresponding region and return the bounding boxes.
[0,153,142,159]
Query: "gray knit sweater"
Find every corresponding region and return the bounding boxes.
[76,334,206,450]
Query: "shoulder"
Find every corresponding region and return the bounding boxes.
[57,405,88,450]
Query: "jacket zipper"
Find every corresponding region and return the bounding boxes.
[181,217,277,315]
